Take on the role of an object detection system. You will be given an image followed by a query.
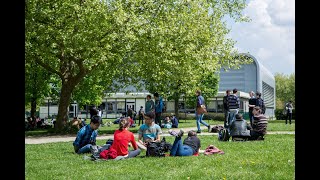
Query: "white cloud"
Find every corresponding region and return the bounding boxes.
[227,0,295,75]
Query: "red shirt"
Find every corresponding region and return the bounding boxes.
[110,129,138,156]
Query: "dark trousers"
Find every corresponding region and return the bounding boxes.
[286,113,292,124]
[155,112,162,127]
[138,115,144,126]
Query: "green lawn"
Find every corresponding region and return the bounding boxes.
[26,134,295,180]
[25,119,295,137]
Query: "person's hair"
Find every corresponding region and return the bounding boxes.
[253,106,261,113]
[119,117,130,130]
[289,100,292,103]
[235,113,243,119]
[188,130,197,137]
[90,115,101,124]
[196,89,201,95]
[153,92,159,97]
[147,95,151,99]
[233,88,238,93]
[226,90,231,94]
[144,111,155,119]
[140,106,143,108]
[256,92,261,97]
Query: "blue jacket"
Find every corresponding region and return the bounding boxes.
[155,97,164,113]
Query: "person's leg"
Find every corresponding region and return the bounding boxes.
[289,113,292,124]
[224,111,229,128]
[77,144,92,154]
[127,149,141,158]
[98,144,111,153]
[249,111,253,127]
[176,145,194,156]
[285,114,288,124]
[199,113,209,127]
[196,113,201,132]
[170,136,183,156]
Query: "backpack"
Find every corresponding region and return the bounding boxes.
[211,125,224,133]
[146,137,171,157]
[218,128,230,141]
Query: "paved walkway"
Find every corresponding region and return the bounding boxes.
[25,127,295,144]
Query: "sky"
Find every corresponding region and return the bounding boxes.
[226,0,295,76]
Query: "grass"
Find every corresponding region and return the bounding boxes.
[26,134,295,180]
[25,119,295,137]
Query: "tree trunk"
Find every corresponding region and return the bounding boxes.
[55,82,76,131]
[30,98,37,121]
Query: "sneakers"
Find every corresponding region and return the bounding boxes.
[168,129,184,137]
[196,130,201,134]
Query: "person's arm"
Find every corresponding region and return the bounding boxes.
[73,127,86,149]
[155,126,162,142]
[131,133,138,150]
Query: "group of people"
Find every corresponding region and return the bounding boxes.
[73,110,201,159]
[222,89,268,141]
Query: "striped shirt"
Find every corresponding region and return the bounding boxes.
[73,124,98,149]
[227,94,240,109]
[252,114,268,135]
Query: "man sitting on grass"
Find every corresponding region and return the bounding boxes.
[137,112,162,151]
[248,106,268,141]
[73,115,108,154]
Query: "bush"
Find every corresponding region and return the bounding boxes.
[275,109,295,120]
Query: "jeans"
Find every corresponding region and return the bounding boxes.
[155,112,162,127]
[75,144,111,154]
[170,136,194,156]
[249,110,254,127]
[127,149,141,158]
[196,113,209,132]
[224,111,229,128]
[228,109,239,127]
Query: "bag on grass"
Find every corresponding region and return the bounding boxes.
[218,128,230,141]
[146,137,171,157]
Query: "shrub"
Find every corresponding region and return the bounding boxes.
[275,109,295,120]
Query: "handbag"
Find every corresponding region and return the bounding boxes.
[196,104,207,114]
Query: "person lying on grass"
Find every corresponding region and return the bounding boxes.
[168,129,201,156]
[137,111,162,151]
[73,115,109,154]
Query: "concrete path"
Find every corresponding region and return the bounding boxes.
[25,127,295,144]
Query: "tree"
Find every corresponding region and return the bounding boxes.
[132,0,251,116]
[25,0,144,130]
[275,73,295,109]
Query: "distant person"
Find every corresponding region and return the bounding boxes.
[227,88,240,128]
[154,92,164,127]
[223,90,231,128]
[145,95,155,114]
[161,116,172,129]
[195,89,210,133]
[107,117,141,159]
[170,113,179,128]
[138,106,144,126]
[73,115,108,154]
[229,114,251,141]
[255,92,265,115]
[89,105,98,119]
[248,106,268,141]
[285,101,294,125]
[137,112,162,150]
[248,91,256,127]
[168,129,201,156]
[127,106,133,119]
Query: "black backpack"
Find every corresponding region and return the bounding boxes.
[146,137,171,157]
[218,128,230,141]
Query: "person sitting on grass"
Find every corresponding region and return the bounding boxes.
[229,113,251,141]
[137,111,162,150]
[73,115,108,154]
[168,129,201,156]
[170,114,179,128]
[102,117,141,159]
[161,116,172,129]
[248,106,268,141]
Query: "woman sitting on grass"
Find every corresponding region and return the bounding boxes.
[168,129,201,156]
[105,117,141,159]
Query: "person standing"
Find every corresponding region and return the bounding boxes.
[248,91,256,127]
[145,95,155,114]
[154,92,164,127]
[255,92,265,114]
[223,90,231,128]
[127,106,133,119]
[227,88,240,128]
[138,106,144,126]
[285,101,294,125]
[195,90,210,133]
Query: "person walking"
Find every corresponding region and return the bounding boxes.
[195,89,210,133]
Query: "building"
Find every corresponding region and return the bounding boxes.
[38,53,275,119]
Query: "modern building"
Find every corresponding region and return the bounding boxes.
[38,53,275,119]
